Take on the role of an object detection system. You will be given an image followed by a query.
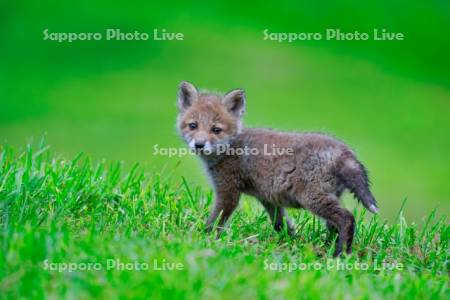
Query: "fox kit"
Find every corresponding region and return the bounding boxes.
[176,81,378,256]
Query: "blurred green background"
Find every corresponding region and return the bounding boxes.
[1,1,449,221]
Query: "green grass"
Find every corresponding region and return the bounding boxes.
[2,1,450,222]
[0,143,448,299]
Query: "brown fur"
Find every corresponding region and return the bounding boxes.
[177,81,378,257]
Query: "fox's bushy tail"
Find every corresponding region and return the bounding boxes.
[336,151,378,214]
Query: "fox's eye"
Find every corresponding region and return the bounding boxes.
[211,126,222,134]
[188,123,198,130]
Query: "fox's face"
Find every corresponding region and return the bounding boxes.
[177,81,246,154]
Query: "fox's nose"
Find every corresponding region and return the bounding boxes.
[195,142,205,149]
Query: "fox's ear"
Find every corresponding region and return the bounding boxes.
[177,81,198,111]
[223,89,246,117]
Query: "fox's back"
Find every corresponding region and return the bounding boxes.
[231,128,351,205]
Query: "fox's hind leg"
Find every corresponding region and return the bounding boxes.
[325,186,344,245]
[306,193,355,257]
[324,220,338,246]
[261,201,295,236]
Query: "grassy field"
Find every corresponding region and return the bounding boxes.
[1,2,449,298]
[0,144,448,299]
[1,2,450,222]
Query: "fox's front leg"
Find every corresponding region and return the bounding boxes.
[205,188,240,232]
[261,201,295,236]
